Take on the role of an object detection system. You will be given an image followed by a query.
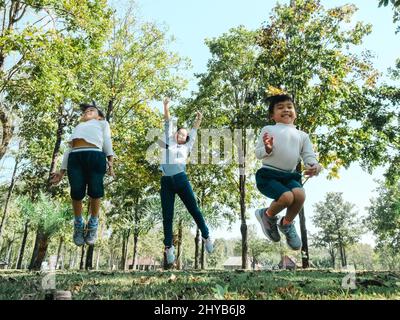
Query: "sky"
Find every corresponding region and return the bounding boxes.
[1,0,398,246]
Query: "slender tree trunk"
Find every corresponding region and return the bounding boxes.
[0,105,14,162]
[0,154,19,238]
[29,231,40,270]
[17,220,29,269]
[55,237,63,269]
[132,233,138,270]
[47,103,66,186]
[200,241,205,270]
[238,129,248,270]
[298,208,309,268]
[121,233,126,270]
[176,220,183,270]
[194,228,200,269]
[79,245,85,270]
[85,245,94,270]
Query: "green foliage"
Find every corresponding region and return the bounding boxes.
[366,181,400,253]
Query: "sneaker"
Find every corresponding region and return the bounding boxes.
[85,222,98,245]
[202,236,214,254]
[255,208,280,242]
[73,222,85,246]
[165,246,175,265]
[278,217,302,250]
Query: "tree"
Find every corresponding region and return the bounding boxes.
[27,192,70,270]
[379,0,400,32]
[312,192,364,268]
[0,0,112,161]
[366,181,400,253]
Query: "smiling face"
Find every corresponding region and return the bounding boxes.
[81,107,101,122]
[175,128,188,144]
[270,100,296,125]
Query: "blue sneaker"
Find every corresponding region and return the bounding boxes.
[255,208,280,242]
[278,217,302,250]
[85,221,98,245]
[165,246,175,265]
[73,221,85,246]
[202,236,214,253]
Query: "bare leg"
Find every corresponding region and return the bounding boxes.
[266,191,294,217]
[89,198,101,217]
[72,200,83,217]
[284,188,306,223]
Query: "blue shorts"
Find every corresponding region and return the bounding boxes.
[256,167,303,201]
[67,149,107,200]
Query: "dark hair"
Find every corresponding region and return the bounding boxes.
[80,101,105,119]
[177,127,190,142]
[266,94,294,116]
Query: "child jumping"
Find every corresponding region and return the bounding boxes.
[159,98,213,266]
[51,102,115,246]
[255,94,321,250]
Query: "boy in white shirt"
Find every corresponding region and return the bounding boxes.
[51,103,115,246]
[255,94,321,250]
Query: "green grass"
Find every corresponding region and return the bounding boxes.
[1,269,400,300]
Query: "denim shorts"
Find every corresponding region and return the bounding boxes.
[256,167,303,201]
[67,148,106,200]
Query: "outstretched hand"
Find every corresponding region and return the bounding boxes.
[304,163,322,177]
[50,171,64,185]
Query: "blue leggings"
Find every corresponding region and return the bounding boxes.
[160,172,209,247]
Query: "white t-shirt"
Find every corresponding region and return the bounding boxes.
[255,123,318,172]
[60,119,114,170]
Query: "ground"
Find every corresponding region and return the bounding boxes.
[0,269,399,300]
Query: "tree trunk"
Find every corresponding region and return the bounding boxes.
[298,208,309,268]
[132,233,138,270]
[29,231,49,271]
[47,103,66,188]
[121,234,126,270]
[239,174,248,270]
[16,221,29,269]
[194,228,200,269]
[55,237,63,269]
[79,245,85,270]
[200,241,205,270]
[0,154,19,238]
[0,106,14,162]
[238,129,248,270]
[85,245,94,270]
[176,220,183,270]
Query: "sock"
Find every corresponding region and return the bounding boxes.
[74,216,84,226]
[88,215,98,227]
[282,217,293,226]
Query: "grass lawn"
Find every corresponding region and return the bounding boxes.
[1,269,400,300]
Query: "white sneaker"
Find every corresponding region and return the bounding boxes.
[202,236,214,253]
[165,246,175,264]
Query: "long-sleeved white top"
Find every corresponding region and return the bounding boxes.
[159,118,197,176]
[255,123,318,172]
[60,119,114,170]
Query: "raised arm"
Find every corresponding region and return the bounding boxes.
[163,97,171,121]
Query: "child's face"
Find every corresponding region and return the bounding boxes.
[81,107,101,122]
[175,128,188,144]
[271,101,296,124]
